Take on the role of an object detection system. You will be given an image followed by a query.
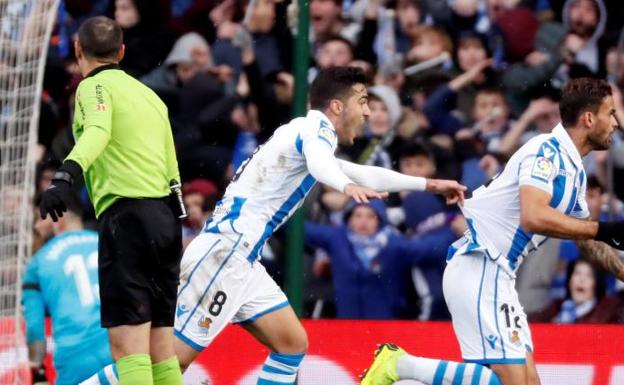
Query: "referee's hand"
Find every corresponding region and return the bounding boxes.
[39,161,82,222]
[39,178,71,222]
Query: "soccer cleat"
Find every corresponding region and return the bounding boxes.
[360,343,406,385]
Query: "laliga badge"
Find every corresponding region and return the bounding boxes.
[318,120,336,144]
[531,156,554,180]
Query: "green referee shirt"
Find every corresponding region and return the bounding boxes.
[66,64,180,218]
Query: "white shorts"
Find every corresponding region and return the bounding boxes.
[174,232,289,351]
[443,245,533,364]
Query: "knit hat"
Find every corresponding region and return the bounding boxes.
[183,178,219,198]
[368,85,402,129]
[344,199,388,227]
[164,32,209,66]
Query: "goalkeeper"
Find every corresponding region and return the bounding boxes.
[39,16,184,385]
[24,194,116,385]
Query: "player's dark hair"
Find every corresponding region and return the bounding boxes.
[309,66,367,110]
[77,16,123,61]
[560,78,611,128]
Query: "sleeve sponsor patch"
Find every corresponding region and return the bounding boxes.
[318,123,336,145]
[94,84,108,111]
[531,156,555,180]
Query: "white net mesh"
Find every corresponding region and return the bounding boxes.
[0,1,59,383]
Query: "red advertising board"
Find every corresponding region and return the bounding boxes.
[2,319,624,385]
[189,320,624,385]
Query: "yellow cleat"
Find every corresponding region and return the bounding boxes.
[360,343,406,385]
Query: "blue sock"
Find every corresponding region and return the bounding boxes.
[257,352,305,385]
[397,355,503,385]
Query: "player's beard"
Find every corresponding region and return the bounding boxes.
[588,130,611,151]
[339,115,363,145]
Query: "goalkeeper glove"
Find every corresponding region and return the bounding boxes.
[39,160,82,222]
[595,221,624,250]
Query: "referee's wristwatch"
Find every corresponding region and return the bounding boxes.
[52,169,74,185]
[53,160,82,184]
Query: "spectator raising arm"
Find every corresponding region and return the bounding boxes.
[498,98,559,157]
[423,58,492,135]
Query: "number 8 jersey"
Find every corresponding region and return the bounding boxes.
[204,110,338,262]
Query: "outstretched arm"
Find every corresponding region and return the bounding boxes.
[303,139,387,203]
[337,159,466,204]
[577,239,624,280]
[398,227,457,265]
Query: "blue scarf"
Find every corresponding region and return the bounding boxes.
[347,226,394,273]
[554,298,597,323]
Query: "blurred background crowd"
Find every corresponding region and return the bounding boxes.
[31,0,624,324]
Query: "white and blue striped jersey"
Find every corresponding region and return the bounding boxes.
[204,110,338,262]
[459,123,589,276]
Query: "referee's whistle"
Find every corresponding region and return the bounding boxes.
[170,180,188,219]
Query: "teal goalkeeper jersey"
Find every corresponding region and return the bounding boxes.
[22,230,109,363]
[66,64,180,217]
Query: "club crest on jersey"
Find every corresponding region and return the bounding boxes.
[531,156,554,180]
[509,330,522,346]
[198,316,213,332]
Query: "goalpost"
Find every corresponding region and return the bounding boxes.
[0,1,59,383]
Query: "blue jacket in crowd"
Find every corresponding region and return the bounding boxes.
[304,200,456,319]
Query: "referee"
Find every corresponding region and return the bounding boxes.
[40,16,184,385]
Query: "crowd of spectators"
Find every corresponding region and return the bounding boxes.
[33,0,624,322]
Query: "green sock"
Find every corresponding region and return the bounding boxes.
[152,356,184,385]
[117,354,153,385]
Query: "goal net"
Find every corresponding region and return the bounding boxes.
[0,1,59,383]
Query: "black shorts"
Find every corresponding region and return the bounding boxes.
[98,197,182,327]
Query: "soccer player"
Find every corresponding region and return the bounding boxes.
[173,66,466,384]
[24,195,117,385]
[360,78,624,385]
[39,17,184,385]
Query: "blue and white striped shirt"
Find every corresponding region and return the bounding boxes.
[459,123,589,276]
[204,110,338,262]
